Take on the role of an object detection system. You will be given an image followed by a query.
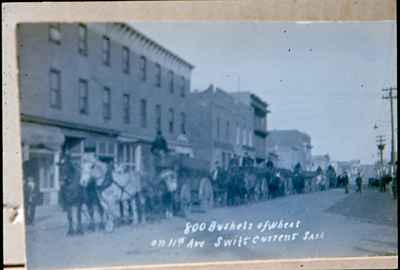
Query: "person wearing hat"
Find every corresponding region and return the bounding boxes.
[355,172,363,193]
[343,171,350,194]
[151,130,169,173]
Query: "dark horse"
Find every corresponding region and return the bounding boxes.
[59,156,104,235]
[227,166,245,206]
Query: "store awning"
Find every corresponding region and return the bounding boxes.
[21,123,65,150]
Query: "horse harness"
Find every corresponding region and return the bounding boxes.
[96,167,136,201]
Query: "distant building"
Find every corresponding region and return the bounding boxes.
[265,129,312,170]
[311,154,331,171]
[18,23,194,205]
[358,164,378,179]
[231,92,270,164]
[187,85,255,170]
[332,160,364,184]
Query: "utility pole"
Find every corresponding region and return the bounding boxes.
[382,87,397,176]
[376,135,386,177]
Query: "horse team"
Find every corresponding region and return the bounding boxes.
[59,150,339,236]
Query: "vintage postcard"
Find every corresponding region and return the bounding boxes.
[15,19,397,270]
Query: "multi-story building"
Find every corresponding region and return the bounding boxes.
[187,85,255,170]
[231,92,269,164]
[18,23,194,205]
[265,129,313,170]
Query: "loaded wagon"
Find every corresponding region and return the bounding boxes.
[141,152,214,220]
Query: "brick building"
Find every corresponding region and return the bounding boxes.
[18,23,194,205]
[265,129,313,171]
[187,85,255,170]
[231,92,269,164]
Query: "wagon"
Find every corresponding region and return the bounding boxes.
[145,152,214,218]
[174,155,214,216]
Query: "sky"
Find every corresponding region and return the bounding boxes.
[132,21,397,164]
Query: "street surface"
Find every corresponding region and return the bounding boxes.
[26,188,397,270]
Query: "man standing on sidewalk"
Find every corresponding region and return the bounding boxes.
[343,171,349,194]
[24,176,39,225]
[355,173,362,193]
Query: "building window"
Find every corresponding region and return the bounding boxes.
[78,79,89,115]
[139,56,147,81]
[155,63,162,87]
[236,124,240,145]
[78,24,88,55]
[168,108,175,134]
[226,121,230,141]
[123,94,130,124]
[180,76,186,97]
[49,69,61,109]
[168,70,174,93]
[103,87,111,120]
[180,112,186,134]
[102,36,111,66]
[140,99,147,128]
[122,46,130,74]
[49,23,61,44]
[216,117,220,139]
[155,104,162,132]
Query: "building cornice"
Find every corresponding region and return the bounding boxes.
[87,23,194,79]
[21,114,120,137]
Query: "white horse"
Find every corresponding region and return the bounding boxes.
[80,153,142,232]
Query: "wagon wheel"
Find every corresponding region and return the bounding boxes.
[180,182,192,218]
[199,177,214,212]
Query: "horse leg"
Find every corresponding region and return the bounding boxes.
[76,204,84,235]
[97,202,105,230]
[66,207,74,236]
[86,200,96,232]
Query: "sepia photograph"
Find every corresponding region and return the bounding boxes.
[17,21,397,270]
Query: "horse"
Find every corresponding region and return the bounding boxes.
[157,169,178,219]
[226,166,243,206]
[59,158,84,236]
[59,157,104,235]
[243,168,257,203]
[213,169,228,207]
[112,164,143,225]
[267,173,281,199]
[80,154,142,232]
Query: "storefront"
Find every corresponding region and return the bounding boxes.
[21,122,65,206]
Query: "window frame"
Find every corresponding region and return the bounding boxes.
[155,104,162,132]
[180,112,186,135]
[180,76,186,97]
[122,46,130,74]
[168,70,174,93]
[102,35,111,66]
[168,108,175,134]
[78,78,89,115]
[49,68,62,109]
[139,56,147,81]
[49,23,61,45]
[140,99,147,128]
[155,63,162,87]
[78,24,88,56]
[123,93,130,124]
[103,87,111,121]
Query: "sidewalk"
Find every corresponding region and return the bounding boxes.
[325,188,397,227]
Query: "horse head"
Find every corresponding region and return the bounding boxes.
[80,153,107,187]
